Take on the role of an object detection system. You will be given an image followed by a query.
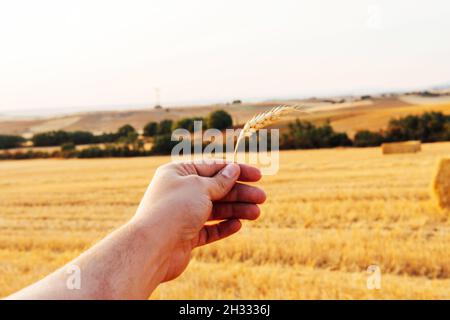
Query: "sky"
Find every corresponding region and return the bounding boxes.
[1,0,450,115]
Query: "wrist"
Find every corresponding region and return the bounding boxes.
[124,217,175,295]
[129,215,177,251]
[131,203,182,247]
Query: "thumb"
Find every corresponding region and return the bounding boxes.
[206,163,240,200]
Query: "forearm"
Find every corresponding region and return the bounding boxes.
[7,219,172,300]
[6,162,264,300]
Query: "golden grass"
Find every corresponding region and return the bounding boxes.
[431,157,450,212]
[0,143,449,299]
[382,141,421,155]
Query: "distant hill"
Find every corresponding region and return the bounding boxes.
[1,96,450,139]
[0,102,276,137]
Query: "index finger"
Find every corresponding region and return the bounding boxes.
[192,161,262,182]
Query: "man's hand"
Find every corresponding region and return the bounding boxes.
[7,161,265,300]
[132,161,266,282]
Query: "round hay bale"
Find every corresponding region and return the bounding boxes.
[431,157,450,213]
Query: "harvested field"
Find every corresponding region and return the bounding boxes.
[0,142,449,299]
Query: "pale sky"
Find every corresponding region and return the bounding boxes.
[1,0,450,114]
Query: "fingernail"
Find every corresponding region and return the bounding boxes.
[221,163,239,179]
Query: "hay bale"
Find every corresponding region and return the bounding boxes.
[431,157,450,211]
[381,141,421,155]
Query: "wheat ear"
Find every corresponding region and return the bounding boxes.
[233,105,306,161]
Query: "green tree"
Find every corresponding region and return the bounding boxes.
[61,142,76,151]
[117,125,136,138]
[93,132,118,143]
[157,119,173,135]
[0,134,25,149]
[118,131,143,151]
[32,130,70,146]
[354,130,384,147]
[384,112,450,142]
[69,131,95,145]
[32,130,96,146]
[151,134,178,154]
[207,110,232,130]
[173,117,206,132]
[143,122,158,137]
[282,120,351,149]
[78,147,105,158]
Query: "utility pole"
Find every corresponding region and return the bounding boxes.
[154,87,161,108]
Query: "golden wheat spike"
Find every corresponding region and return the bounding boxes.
[234,105,306,160]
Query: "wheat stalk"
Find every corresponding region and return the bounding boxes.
[233,105,306,161]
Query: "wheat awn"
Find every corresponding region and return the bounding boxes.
[233,105,306,160]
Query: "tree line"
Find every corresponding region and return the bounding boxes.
[1,110,449,159]
[0,135,25,149]
[149,111,450,154]
[143,110,232,137]
[0,110,233,150]
[353,112,450,147]
[31,125,138,147]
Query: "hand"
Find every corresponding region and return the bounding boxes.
[7,161,265,300]
[132,161,266,282]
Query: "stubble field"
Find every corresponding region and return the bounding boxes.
[0,143,449,299]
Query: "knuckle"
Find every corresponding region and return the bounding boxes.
[216,177,228,191]
[187,175,203,186]
[183,175,208,193]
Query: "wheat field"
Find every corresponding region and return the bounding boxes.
[0,143,449,299]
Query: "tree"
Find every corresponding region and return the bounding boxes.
[173,117,206,132]
[61,142,76,151]
[0,134,25,149]
[143,122,158,137]
[118,131,143,151]
[78,147,105,158]
[173,118,194,131]
[282,119,351,149]
[151,134,178,154]
[157,119,173,135]
[32,130,70,146]
[354,130,384,147]
[207,110,232,130]
[117,125,136,138]
[93,132,118,144]
[329,132,353,147]
[384,112,450,142]
[32,130,96,146]
[69,131,95,145]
